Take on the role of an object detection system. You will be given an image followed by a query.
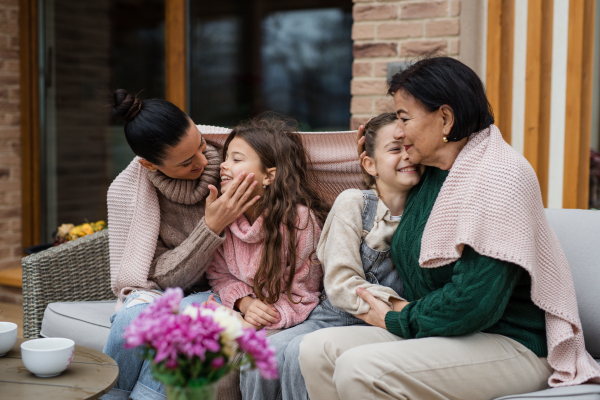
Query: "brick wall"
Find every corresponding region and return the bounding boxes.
[0,0,21,271]
[350,0,461,129]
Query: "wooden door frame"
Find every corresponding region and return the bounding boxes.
[486,0,515,145]
[20,0,41,249]
[165,0,187,111]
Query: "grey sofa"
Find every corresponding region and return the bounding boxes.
[23,208,600,399]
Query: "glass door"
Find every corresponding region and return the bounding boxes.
[188,0,353,130]
[39,0,165,241]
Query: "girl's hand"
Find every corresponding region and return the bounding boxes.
[355,287,408,329]
[202,297,258,330]
[204,171,260,235]
[236,296,280,328]
[201,294,219,306]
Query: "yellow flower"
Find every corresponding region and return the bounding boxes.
[81,223,94,235]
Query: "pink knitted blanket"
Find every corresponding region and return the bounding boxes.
[419,125,600,387]
[107,125,362,310]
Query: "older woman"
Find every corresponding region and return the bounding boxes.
[298,57,600,399]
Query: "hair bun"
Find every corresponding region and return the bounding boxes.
[113,89,142,122]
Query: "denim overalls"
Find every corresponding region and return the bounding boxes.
[240,190,405,400]
[319,189,404,322]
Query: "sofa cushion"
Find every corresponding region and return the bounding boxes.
[40,300,116,352]
[544,209,600,358]
[493,383,600,399]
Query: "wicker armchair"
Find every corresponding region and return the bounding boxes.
[21,230,114,338]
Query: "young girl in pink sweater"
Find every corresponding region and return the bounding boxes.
[206,116,329,331]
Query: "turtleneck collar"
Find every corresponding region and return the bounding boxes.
[147,144,221,205]
[228,213,265,244]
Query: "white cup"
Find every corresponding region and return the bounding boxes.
[21,338,75,377]
[0,321,18,356]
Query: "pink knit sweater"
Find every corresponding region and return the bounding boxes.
[206,205,323,330]
[420,125,600,387]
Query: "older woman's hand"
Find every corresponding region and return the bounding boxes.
[355,287,409,329]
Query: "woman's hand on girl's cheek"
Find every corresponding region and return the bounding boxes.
[355,287,393,329]
[204,171,260,235]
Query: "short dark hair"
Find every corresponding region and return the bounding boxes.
[388,57,494,141]
[112,89,191,165]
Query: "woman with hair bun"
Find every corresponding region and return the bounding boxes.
[102,89,260,400]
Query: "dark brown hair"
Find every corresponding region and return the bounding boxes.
[388,56,494,141]
[361,113,398,188]
[112,89,191,165]
[222,115,330,304]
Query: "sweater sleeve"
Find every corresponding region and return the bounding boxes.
[319,190,402,315]
[385,246,523,338]
[150,217,225,291]
[205,244,255,310]
[269,213,323,329]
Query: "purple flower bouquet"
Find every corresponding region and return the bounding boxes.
[123,288,278,399]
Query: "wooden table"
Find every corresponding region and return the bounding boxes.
[0,338,119,399]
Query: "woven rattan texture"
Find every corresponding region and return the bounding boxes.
[21,230,113,338]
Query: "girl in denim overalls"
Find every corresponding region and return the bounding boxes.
[241,113,423,400]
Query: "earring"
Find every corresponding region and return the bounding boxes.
[375,175,379,179]
[442,136,449,143]
[263,185,267,189]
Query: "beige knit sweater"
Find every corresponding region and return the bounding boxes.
[146,145,223,292]
[317,189,402,314]
[107,144,222,310]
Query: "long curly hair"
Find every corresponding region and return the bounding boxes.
[222,115,330,304]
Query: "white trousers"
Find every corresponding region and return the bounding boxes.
[299,326,552,400]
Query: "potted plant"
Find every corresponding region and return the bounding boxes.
[123,287,278,400]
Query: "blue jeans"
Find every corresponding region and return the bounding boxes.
[101,291,219,400]
[240,297,366,400]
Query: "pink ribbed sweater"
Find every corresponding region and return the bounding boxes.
[206,205,323,330]
[420,125,600,387]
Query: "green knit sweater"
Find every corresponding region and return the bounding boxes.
[385,167,547,357]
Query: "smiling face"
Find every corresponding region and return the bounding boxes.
[220,137,272,197]
[393,90,450,166]
[140,120,209,180]
[363,122,423,194]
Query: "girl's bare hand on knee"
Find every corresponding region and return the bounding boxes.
[204,171,261,235]
[235,296,280,328]
[236,296,280,328]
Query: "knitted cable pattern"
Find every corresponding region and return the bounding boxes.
[419,124,600,387]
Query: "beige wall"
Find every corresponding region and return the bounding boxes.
[350,0,462,129]
[0,0,21,271]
